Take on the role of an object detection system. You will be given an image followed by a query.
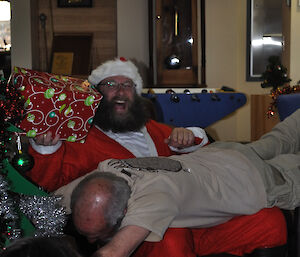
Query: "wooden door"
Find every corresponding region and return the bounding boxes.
[153,0,198,87]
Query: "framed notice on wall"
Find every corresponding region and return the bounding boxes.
[51,33,93,76]
[51,52,74,75]
[57,0,92,8]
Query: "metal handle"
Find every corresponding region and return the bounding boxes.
[174,9,178,36]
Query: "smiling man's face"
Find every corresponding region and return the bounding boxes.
[93,75,148,132]
[97,75,135,117]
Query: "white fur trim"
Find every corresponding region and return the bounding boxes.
[29,138,62,154]
[88,58,143,95]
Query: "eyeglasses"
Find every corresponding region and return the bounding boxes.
[96,80,135,91]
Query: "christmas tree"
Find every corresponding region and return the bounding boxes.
[261,55,291,91]
[0,77,66,249]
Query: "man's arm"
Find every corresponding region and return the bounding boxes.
[146,120,209,154]
[93,225,150,257]
[27,127,115,191]
[166,127,209,151]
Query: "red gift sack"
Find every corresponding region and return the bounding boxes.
[10,67,102,142]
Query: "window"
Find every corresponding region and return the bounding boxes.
[0,1,11,51]
[246,0,283,81]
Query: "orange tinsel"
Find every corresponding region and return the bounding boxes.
[267,84,300,118]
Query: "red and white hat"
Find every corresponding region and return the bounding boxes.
[88,57,143,95]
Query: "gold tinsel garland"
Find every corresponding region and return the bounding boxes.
[267,84,300,118]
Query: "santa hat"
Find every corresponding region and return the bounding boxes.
[88,57,143,95]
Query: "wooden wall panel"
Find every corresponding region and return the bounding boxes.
[35,0,117,75]
[251,95,279,141]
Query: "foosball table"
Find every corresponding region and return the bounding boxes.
[142,88,247,128]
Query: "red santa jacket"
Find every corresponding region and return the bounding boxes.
[26,120,193,192]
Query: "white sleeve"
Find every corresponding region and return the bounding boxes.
[169,127,209,153]
[29,138,62,155]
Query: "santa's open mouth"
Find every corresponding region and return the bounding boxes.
[114,100,127,112]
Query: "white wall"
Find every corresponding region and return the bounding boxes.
[204,0,270,141]
[117,0,150,86]
[289,1,300,83]
[10,0,33,69]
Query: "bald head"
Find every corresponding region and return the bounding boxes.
[71,172,131,243]
[73,177,113,213]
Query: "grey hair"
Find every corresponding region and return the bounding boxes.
[70,172,131,228]
[1,236,82,257]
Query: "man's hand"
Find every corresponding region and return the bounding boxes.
[164,127,195,149]
[92,225,150,257]
[34,131,60,146]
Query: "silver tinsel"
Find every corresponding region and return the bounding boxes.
[0,174,22,241]
[19,195,67,237]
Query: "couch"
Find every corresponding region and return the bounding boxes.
[276,93,300,257]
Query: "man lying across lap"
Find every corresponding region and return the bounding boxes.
[55,109,300,257]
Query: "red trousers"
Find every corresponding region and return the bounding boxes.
[132,207,287,257]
